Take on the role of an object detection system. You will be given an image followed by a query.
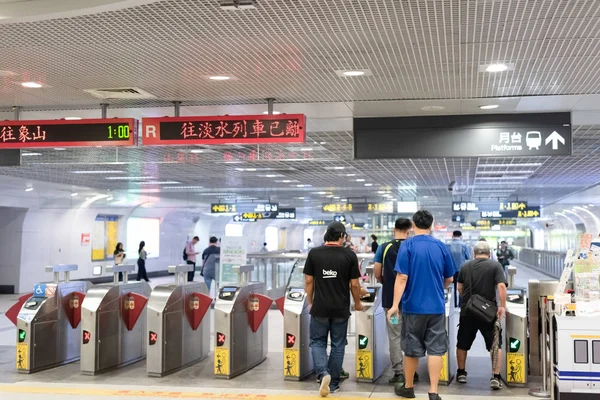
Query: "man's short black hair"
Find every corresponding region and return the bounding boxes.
[395,218,412,231]
[193,236,200,241]
[412,210,434,230]
[209,236,218,244]
[453,230,462,238]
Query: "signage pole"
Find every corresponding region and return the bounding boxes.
[173,101,181,117]
[13,106,21,121]
[266,98,275,115]
[100,103,109,119]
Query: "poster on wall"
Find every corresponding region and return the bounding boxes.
[91,215,120,261]
[81,233,90,246]
[219,236,247,285]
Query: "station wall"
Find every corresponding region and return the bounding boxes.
[0,207,27,293]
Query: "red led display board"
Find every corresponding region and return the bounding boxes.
[0,118,136,148]
[141,114,306,145]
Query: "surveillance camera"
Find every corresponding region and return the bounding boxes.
[448,181,456,192]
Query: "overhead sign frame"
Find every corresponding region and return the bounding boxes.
[142,114,306,146]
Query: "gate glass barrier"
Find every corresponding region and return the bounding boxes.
[12,264,89,373]
[80,264,151,375]
[282,285,313,380]
[439,289,457,385]
[146,264,211,377]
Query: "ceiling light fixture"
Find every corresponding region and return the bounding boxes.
[479,104,499,110]
[138,181,181,185]
[334,166,345,170]
[341,199,348,202]
[264,174,278,178]
[479,163,543,168]
[298,197,305,200]
[54,147,66,151]
[209,75,230,80]
[70,192,78,197]
[356,178,365,182]
[190,149,204,153]
[342,70,365,76]
[21,152,42,156]
[346,173,356,177]
[421,105,445,111]
[25,187,33,192]
[364,183,373,187]
[281,180,292,183]
[163,186,204,189]
[317,191,327,195]
[72,170,125,174]
[300,147,313,151]
[262,111,281,115]
[105,176,154,180]
[64,117,82,120]
[485,63,509,72]
[106,196,114,201]
[21,81,42,88]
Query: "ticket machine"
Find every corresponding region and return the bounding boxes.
[146,264,212,377]
[281,285,313,380]
[213,265,272,379]
[9,264,89,373]
[502,287,528,387]
[439,289,458,385]
[80,264,151,375]
[355,266,388,383]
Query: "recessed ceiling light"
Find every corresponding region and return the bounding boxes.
[479,104,499,110]
[262,111,282,115]
[320,141,326,145]
[341,199,348,202]
[281,180,292,183]
[138,181,181,185]
[163,185,204,189]
[54,147,66,151]
[72,170,125,174]
[21,81,42,88]
[342,70,366,76]
[246,168,257,172]
[21,152,42,156]
[421,105,445,111]
[377,191,386,194]
[346,173,356,177]
[70,192,78,197]
[264,174,278,178]
[64,117,82,120]
[364,183,373,187]
[356,178,365,182]
[317,191,327,195]
[106,196,114,201]
[485,63,509,72]
[300,147,313,151]
[297,184,306,187]
[298,197,305,200]
[334,166,345,170]
[334,196,340,199]
[25,187,33,192]
[209,75,230,80]
[105,176,154,180]
[190,149,204,153]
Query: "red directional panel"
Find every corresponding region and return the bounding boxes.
[274,296,285,316]
[62,291,85,329]
[6,293,33,326]
[121,292,148,331]
[247,294,273,333]
[185,292,212,331]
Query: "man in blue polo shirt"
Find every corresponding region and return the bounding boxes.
[387,210,456,400]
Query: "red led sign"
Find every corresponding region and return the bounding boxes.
[0,118,136,148]
[142,114,306,146]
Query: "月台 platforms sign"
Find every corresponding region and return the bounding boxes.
[142,114,306,145]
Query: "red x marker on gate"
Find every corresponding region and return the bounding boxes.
[149,331,158,345]
[286,333,296,348]
[217,332,226,347]
[83,330,91,344]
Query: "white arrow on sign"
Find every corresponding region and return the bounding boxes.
[545,131,565,150]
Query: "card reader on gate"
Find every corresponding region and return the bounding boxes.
[507,288,526,304]
[361,287,377,303]
[24,298,45,310]
[287,288,304,301]
[219,287,238,300]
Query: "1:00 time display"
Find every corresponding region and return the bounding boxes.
[107,125,130,140]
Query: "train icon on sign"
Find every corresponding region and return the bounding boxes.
[526,131,542,150]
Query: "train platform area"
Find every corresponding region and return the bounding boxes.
[0,264,548,400]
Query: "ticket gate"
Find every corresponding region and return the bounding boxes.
[80,264,151,375]
[439,289,458,385]
[282,286,313,380]
[502,287,528,387]
[214,265,271,379]
[9,265,89,373]
[147,265,212,377]
[355,284,388,383]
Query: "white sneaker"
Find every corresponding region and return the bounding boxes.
[320,374,331,397]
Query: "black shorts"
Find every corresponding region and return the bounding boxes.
[402,313,448,358]
[457,314,503,351]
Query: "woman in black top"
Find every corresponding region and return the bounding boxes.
[113,243,126,281]
[371,234,379,253]
[137,241,149,282]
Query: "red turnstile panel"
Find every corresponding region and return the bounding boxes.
[6,293,33,326]
[247,294,273,333]
[121,292,148,331]
[63,291,85,329]
[185,292,212,331]
[274,296,285,316]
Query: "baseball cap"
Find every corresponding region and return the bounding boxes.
[327,221,346,234]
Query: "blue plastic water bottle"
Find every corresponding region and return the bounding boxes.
[390,315,399,325]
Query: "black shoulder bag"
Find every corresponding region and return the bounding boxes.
[464,267,498,324]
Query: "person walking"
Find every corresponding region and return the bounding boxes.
[114,242,126,281]
[447,230,470,307]
[136,241,150,282]
[496,241,514,275]
[201,236,220,291]
[456,241,507,390]
[307,238,315,251]
[185,236,200,282]
[387,210,457,400]
[370,234,379,253]
[373,218,418,385]
[304,222,364,397]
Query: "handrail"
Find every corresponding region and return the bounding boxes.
[516,248,567,279]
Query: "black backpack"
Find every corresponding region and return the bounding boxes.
[183,247,188,261]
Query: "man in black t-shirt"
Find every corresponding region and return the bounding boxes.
[456,241,507,390]
[304,222,363,397]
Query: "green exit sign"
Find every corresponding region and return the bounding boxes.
[358,334,369,350]
[18,329,26,343]
[509,337,521,352]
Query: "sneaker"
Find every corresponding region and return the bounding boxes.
[331,386,341,394]
[340,368,349,380]
[394,384,416,399]
[428,393,442,400]
[389,373,405,384]
[490,375,503,390]
[319,374,331,397]
[457,370,468,384]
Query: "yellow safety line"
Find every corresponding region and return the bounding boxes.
[0,385,372,399]
[571,335,600,339]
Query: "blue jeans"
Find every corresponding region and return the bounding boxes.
[204,276,213,291]
[310,316,349,389]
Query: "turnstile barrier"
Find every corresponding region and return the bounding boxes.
[146,264,212,377]
[80,264,151,375]
[282,286,313,380]
[439,289,457,385]
[355,284,388,382]
[502,287,528,387]
[12,264,89,373]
